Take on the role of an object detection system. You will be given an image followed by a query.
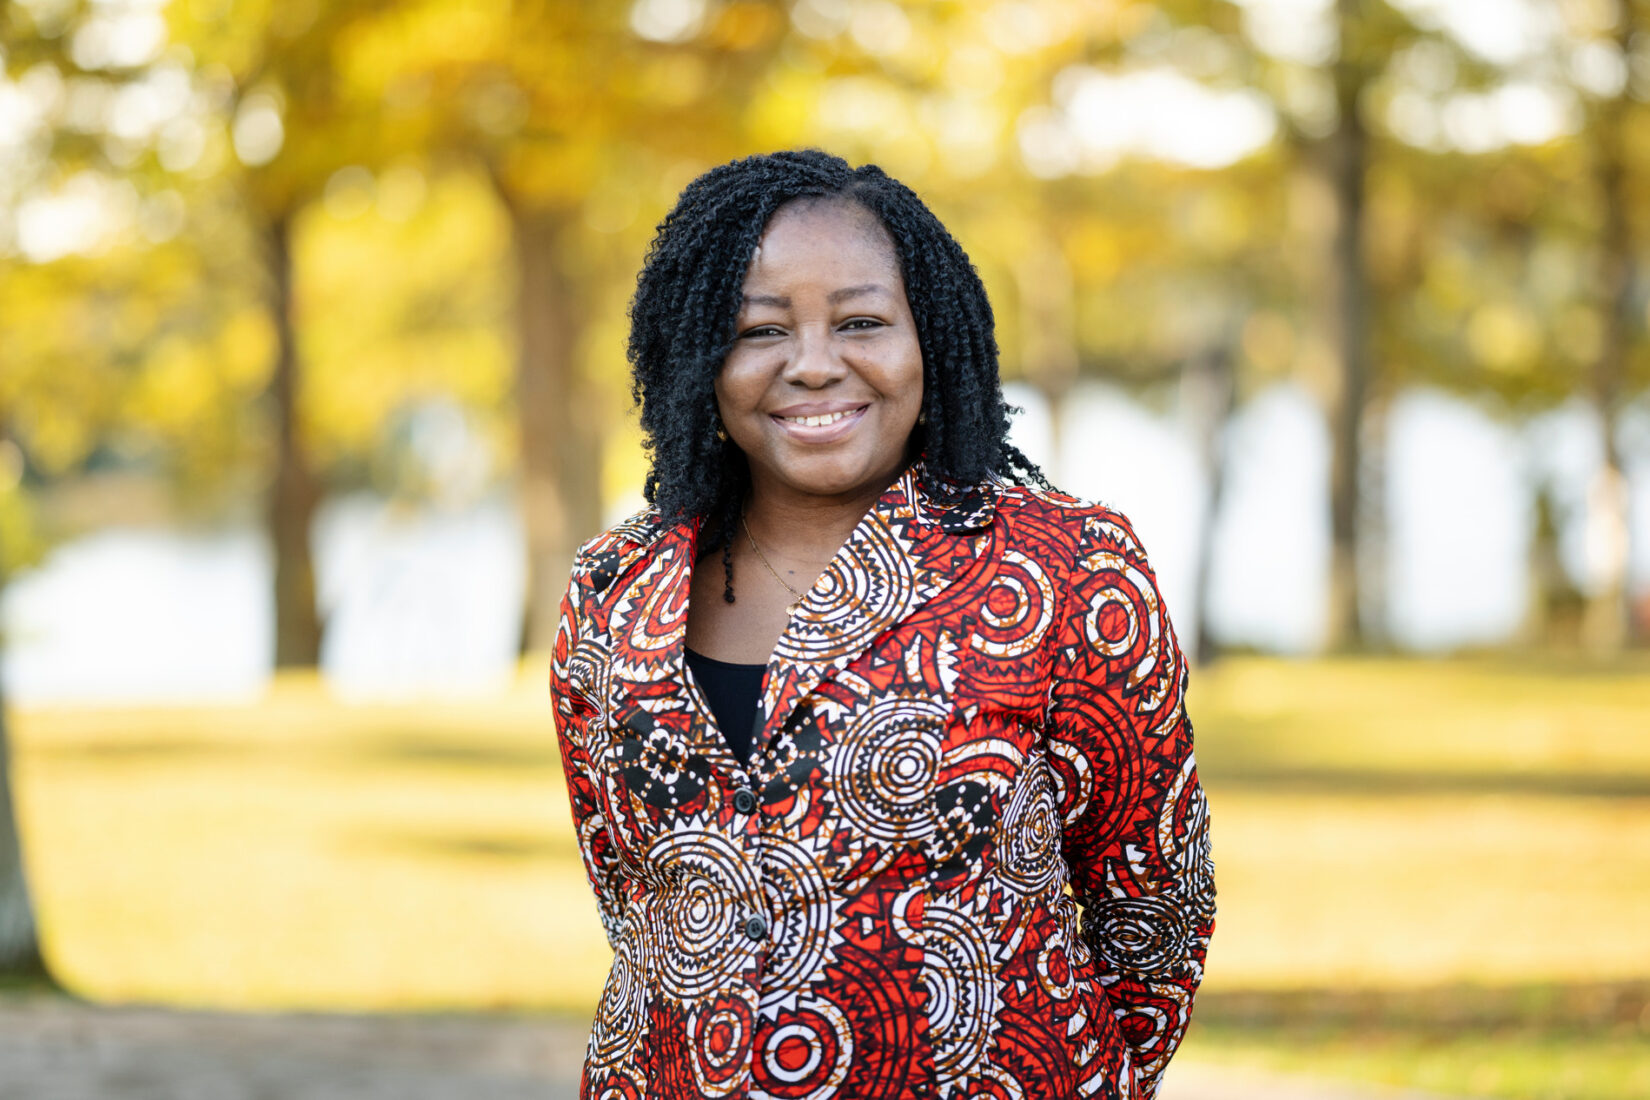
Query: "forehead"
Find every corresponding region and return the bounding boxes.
[742,199,900,285]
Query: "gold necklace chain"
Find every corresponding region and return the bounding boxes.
[742,512,807,609]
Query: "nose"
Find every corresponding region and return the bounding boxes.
[779,323,846,389]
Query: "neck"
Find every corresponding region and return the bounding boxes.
[742,468,906,561]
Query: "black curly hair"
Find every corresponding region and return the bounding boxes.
[627,148,1046,598]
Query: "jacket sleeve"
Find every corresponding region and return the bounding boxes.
[549,559,631,951]
[1045,507,1215,1098]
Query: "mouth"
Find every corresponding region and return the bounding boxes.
[776,408,860,427]
[769,404,869,440]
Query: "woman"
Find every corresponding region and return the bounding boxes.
[551,150,1214,1100]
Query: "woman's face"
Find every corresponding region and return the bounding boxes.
[716,199,925,508]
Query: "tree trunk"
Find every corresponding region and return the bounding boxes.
[0,643,49,982]
[1183,347,1236,666]
[1323,0,1375,651]
[1583,3,1638,652]
[502,199,604,653]
[265,212,323,668]
[1357,389,1390,649]
[0,411,45,980]
[1526,480,1586,646]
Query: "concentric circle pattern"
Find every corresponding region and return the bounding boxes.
[755,996,853,1098]
[919,902,996,1081]
[588,930,647,1071]
[970,550,1056,659]
[1036,933,1078,1003]
[1091,895,1193,977]
[998,755,1063,895]
[648,831,761,1000]
[754,834,837,993]
[833,697,947,843]
[686,993,752,1098]
[775,520,916,665]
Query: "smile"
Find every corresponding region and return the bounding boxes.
[780,410,855,427]
[769,404,870,441]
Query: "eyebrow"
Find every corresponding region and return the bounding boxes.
[828,283,890,304]
[740,284,892,310]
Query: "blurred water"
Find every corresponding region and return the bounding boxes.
[1387,390,1530,648]
[2,386,1646,704]
[1204,385,1332,653]
[1,526,272,704]
[1,494,524,705]
[314,493,526,702]
[1003,382,1642,654]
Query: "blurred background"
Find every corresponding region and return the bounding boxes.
[1,0,1648,1097]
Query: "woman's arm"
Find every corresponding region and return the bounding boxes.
[1046,507,1216,1099]
[550,565,631,951]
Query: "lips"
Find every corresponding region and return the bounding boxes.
[779,409,856,427]
[769,403,869,441]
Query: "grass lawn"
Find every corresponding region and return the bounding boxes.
[9,654,1650,1096]
[1187,983,1650,1100]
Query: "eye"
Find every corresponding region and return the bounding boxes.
[841,318,885,331]
[738,325,784,339]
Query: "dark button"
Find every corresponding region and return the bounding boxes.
[733,788,757,814]
[744,915,768,941]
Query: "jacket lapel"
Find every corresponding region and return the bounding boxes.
[754,465,997,757]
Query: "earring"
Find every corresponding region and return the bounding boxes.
[715,423,728,442]
[917,412,928,425]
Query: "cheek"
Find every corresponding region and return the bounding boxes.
[715,356,766,416]
[886,340,926,411]
[905,358,926,407]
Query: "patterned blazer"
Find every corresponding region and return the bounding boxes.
[550,463,1215,1100]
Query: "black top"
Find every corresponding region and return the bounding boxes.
[684,647,766,763]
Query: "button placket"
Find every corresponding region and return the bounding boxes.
[739,729,783,993]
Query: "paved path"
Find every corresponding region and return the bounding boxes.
[0,999,582,1100]
[0,997,1458,1100]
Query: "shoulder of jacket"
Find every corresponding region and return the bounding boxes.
[577,506,667,557]
[989,484,1147,560]
[569,506,673,594]
[988,482,1119,527]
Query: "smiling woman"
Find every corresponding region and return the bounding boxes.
[701,199,927,666]
[550,150,1215,1100]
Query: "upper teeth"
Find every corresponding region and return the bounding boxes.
[785,411,851,427]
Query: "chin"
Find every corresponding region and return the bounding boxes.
[771,452,902,500]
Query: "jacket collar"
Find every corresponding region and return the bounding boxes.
[602,462,999,763]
